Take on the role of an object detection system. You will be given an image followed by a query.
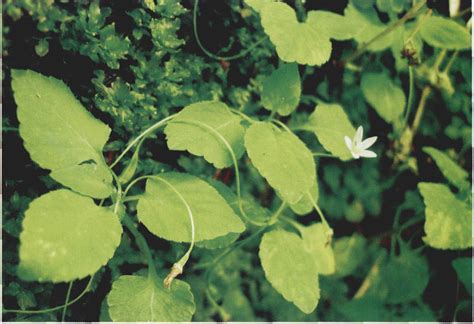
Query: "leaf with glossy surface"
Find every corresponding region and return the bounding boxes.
[361,72,406,124]
[259,229,320,313]
[245,122,316,204]
[137,172,245,242]
[420,16,471,50]
[11,69,113,198]
[18,189,122,282]
[261,63,301,116]
[418,182,471,250]
[165,101,245,169]
[423,147,469,190]
[107,275,195,322]
[306,103,356,160]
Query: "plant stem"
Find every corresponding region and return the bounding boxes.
[122,215,158,281]
[228,108,258,123]
[411,86,432,134]
[3,277,93,315]
[343,0,427,65]
[443,50,459,73]
[193,0,266,61]
[110,114,177,169]
[61,281,74,321]
[402,66,416,127]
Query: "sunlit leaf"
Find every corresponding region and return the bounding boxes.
[420,16,471,50]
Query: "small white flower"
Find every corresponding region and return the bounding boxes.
[344,126,377,159]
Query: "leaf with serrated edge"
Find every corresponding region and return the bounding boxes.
[306,103,356,160]
[423,147,469,190]
[107,275,195,322]
[164,101,246,169]
[18,189,122,282]
[137,172,245,242]
[261,63,301,116]
[245,122,316,204]
[259,229,320,313]
[11,69,113,198]
[418,182,471,250]
[361,72,405,124]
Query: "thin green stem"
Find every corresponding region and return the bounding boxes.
[152,176,195,287]
[193,0,267,61]
[122,215,158,280]
[402,66,415,127]
[433,49,447,72]
[268,201,287,225]
[307,193,333,241]
[173,119,266,227]
[3,276,93,315]
[271,119,292,133]
[61,281,74,321]
[229,108,258,123]
[123,175,152,198]
[411,86,432,134]
[404,9,431,45]
[280,215,305,234]
[267,111,276,120]
[110,114,177,169]
[443,50,459,74]
[343,0,427,65]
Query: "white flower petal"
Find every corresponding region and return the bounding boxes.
[344,136,353,150]
[359,136,378,150]
[351,151,360,159]
[355,126,363,144]
[359,150,377,158]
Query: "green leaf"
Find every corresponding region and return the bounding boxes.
[418,182,471,250]
[11,69,113,198]
[423,147,469,190]
[309,11,356,40]
[244,122,316,204]
[361,72,406,124]
[259,229,320,313]
[381,246,429,303]
[258,2,332,66]
[50,163,114,199]
[164,101,246,169]
[289,177,319,215]
[420,16,471,50]
[345,4,393,51]
[306,103,356,160]
[261,63,301,116]
[18,189,122,282]
[452,258,472,295]
[137,172,245,242]
[245,0,274,12]
[333,234,367,277]
[35,39,49,57]
[300,223,336,275]
[107,275,195,322]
